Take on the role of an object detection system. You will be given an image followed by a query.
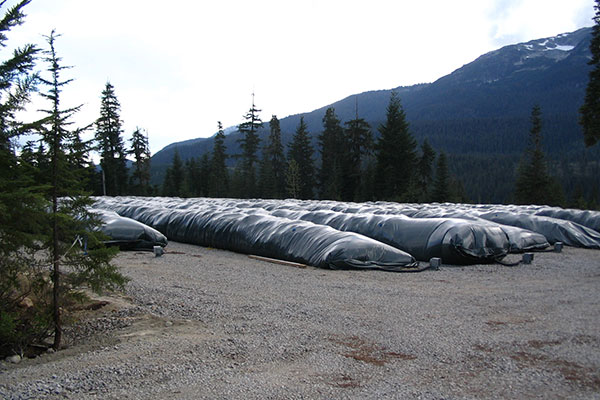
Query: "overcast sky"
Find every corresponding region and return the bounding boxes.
[9,0,597,154]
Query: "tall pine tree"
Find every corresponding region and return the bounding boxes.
[341,107,373,202]
[210,121,229,197]
[0,0,48,357]
[237,94,262,198]
[431,152,451,203]
[288,117,315,199]
[259,115,287,198]
[318,107,344,199]
[95,82,128,195]
[38,31,125,350]
[416,139,436,202]
[375,92,418,201]
[162,149,184,197]
[514,105,563,205]
[199,153,211,197]
[128,127,151,195]
[580,0,600,146]
[183,157,201,197]
[286,159,301,199]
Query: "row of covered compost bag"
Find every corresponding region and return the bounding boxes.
[91,197,600,271]
[92,208,168,250]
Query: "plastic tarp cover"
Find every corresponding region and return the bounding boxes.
[270,209,511,264]
[92,198,418,271]
[92,197,600,268]
[530,207,600,234]
[268,200,597,249]
[214,199,550,255]
[477,211,600,249]
[394,208,551,252]
[91,208,168,250]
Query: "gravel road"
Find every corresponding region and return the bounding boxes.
[1,241,599,399]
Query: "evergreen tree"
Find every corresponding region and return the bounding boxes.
[318,107,343,199]
[259,115,287,198]
[286,159,301,199]
[183,157,201,197]
[431,152,451,202]
[449,176,470,203]
[199,153,211,197]
[341,111,373,201]
[288,117,315,199]
[375,92,418,201]
[416,139,436,202]
[37,31,125,350]
[514,105,564,205]
[357,158,377,202]
[163,149,184,196]
[128,127,151,195]
[95,82,128,195]
[580,0,600,147]
[237,94,262,197]
[228,164,245,199]
[258,155,270,198]
[210,121,228,197]
[0,0,48,357]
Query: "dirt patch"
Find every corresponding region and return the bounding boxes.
[510,351,600,390]
[329,335,416,366]
[527,339,563,349]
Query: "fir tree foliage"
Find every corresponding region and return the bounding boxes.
[183,157,201,197]
[210,121,228,197]
[416,139,436,201]
[288,117,315,199]
[95,81,127,195]
[196,153,211,197]
[128,127,151,195]
[375,92,418,201]
[228,164,246,199]
[237,94,262,197]
[37,31,125,350]
[341,109,373,201]
[318,107,344,199]
[431,151,451,202]
[514,105,564,205]
[0,7,125,356]
[259,115,287,198]
[0,0,47,357]
[163,148,184,197]
[286,159,301,199]
[580,0,600,147]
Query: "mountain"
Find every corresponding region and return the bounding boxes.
[151,27,599,203]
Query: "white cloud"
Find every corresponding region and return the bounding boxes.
[486,0,595,46]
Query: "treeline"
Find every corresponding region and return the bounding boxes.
[159,94,590,210]
[21,81,154,198]
[161,93,468,203]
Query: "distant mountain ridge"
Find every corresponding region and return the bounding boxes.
[151,27,597,202]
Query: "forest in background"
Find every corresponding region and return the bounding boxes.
[149,25,600,207]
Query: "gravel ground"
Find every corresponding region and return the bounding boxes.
[1,241,599,399]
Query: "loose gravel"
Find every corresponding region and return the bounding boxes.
[1,242,599,399]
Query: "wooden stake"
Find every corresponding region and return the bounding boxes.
[248,255,308,269]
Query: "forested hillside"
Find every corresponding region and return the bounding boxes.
[152,27,599,205]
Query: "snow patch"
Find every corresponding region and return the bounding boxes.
[554,45,574,52]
